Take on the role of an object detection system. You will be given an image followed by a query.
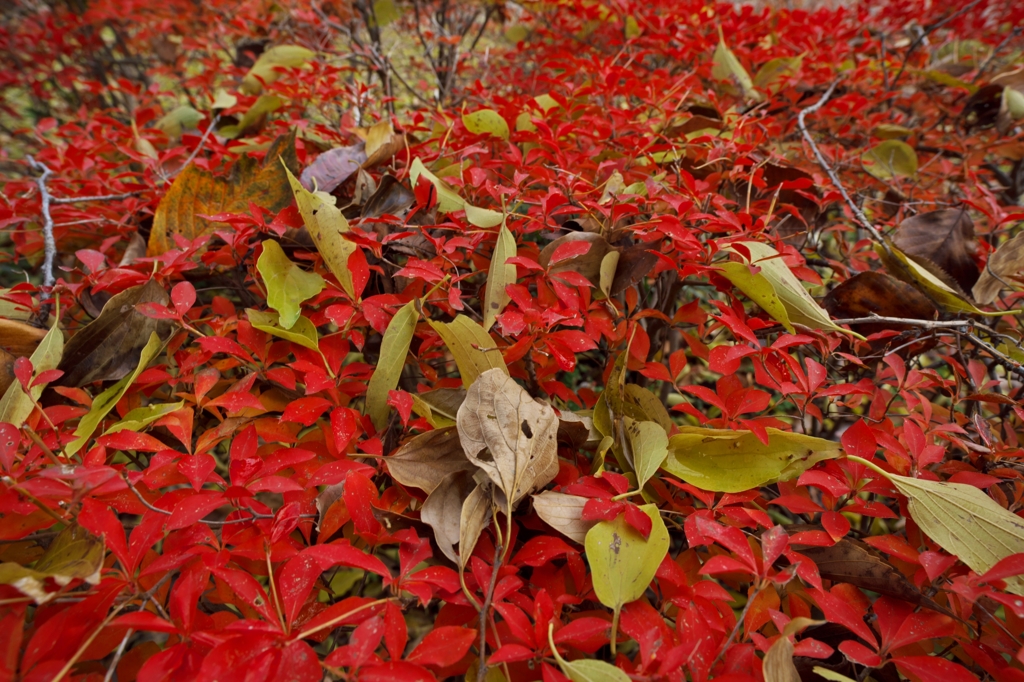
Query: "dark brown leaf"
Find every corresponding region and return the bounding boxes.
[538,232,613,287]
[57,280,172,387]
[823,271,938,335]
[361,175,415,220]
[385,426,475,494]
[611,245,659,295]
[894,208,980,294]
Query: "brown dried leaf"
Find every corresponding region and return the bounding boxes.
[538,233,613,287]
[764,636,800,682]
[148,130,299,255]
[894,208,980,294]
[0,348,14,397]
[973,231,1024,304]
[57,280,171,387]
[361,174,415,220]
[300,142,367,193]
[823,271,938,335]
[457,369,559,512]
[459,481,493,568]
[420,470,477,563]
[0,319,48,357]
[611,245,659,295]
[385,426,475,494]
[531,491,594,544]
[360,120,405,169]
[315,483,345,533]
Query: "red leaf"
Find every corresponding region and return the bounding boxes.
[282,397,333,426]
[344,471,383,536]
[360,661,436,682]
[407,626,477,668]
[488,643,536,664]
[171,281,196,316]
[549,240,592,265]
[842,419,877,459]
[821,511,851,542]
[511,536,577,567]
[838,640,882,667]
[894,656,980,682]
[168,492,225,530]
[624,503,653,539]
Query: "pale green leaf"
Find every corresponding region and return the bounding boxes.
[284,165,357,299]
[753,55,803,94]
[0,312,63,427]
[219,94,283,139]
[67,332,163,456]
[372,0,399,25]
[257,239,325,330]
[211,89,238,110]
[242,45,316,94]
[366,301,418,429]
[462,109,510,140]
[464,204,504,228]
[409,157,465,214]
[624,15,641,39]
[712,29,760,101]
[428,315,508,388]
[484,224,516,330]
[0,525,103,603]
[155,105,202,138]
[812,668,858,682]
[247,309,321,352]
[558,659,631,682]
[599,251,620,298]
[662,427,842,493]
[586,503,669,612]
[625,418,668,490]
[862,139,918,180]
[104,401,185,435]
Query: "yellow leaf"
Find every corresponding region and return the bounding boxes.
[219,94,283,139]
[662,427,842,493]
[67,332,163,455]
[365,301,418,429]
[712,28,761,101]
[462,109,510,140]
[483,224,516,330]
[104,401,185,435]
[242,45,315,95]
[872,123,913,140]
[155,105,203,138]
[0,525,104,603]
[284,166,358,299]
[464,204,504,228]
[257,240,324,330]
[372,0,399,25]
[753,55,803,94]
[148,130,298,255]
[409,157,500,225]
[428,315,508,388]
[626,418,668,490]
[0,310,63,427]
[861,139,918,180]
[247,308,322,352]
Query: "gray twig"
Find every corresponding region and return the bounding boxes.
[52,191,143,204]
[25,156,56,288]
[165,113,221,182]
[832,316,970,330]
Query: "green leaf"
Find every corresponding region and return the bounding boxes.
[0,525,104,603]
[219,94,283,139]
[67,332,163,456]
[409,157,502,225]
[284,165,358,299]
[626,418,668,490]
[0,311,63,427]
[861,139,918,180]
[257,239,325,330]
[720,241,862,338]
[372,0,399,25]
[753,55,803,94]
[624,15,641,39]
[850,456,1024,596]
[547,622,629,682]
[464,204,504,228]
[428,315,508,388]
[155,105,203,138]
[242,45,316,95]
[711,28,760,101]
[599,251,620,298]
[662,427,842,493]
[462,109,510,140]
[812,668,858,682]
[483,224,516,330]
[872,123,913,140]
[103,401,185,435]
[366,301,418,429]
[247,309,322,352]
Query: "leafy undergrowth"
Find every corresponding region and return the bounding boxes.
[2,0,1024,681]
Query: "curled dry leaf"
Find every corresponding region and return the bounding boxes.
[0,525,104,603]
[763,635,800,682]
[973,230,1024,304]
[532,491,594,544]
[385,426,475,494]
[58,279,170,387]
[894,208,979,294]
[300,142,367,193]
[0,313,62,427]
[611,245,659,296]
[823,271,938,335]
[360,120,405,168]
[316,483,346,533]
[459,480,493,568]
[457,368,559,512]
[420,470,478,563]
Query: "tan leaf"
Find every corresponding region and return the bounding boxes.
[457,369,559,511]
[973,231,1024,304]
[539,233,613,287]
[459,481,493,568]
[763,636,800,682]
[385,426,475,494]
[148,130,299,255]
[420,470,477,563]
[532,491,593,544]
[0,319,48,357]
[410,387,466,428]
[894,209,980,295]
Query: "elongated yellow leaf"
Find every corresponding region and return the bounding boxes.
[464,204,504,228]
[462,109,510,140]
[67,332,162,455]
[626,418,668,490]
[366,301,418,429]
[284,165,357,299]
[242,45,315,94]
[409,157,503,226]
[712,29,760,101]
[257,240,324,330]
[484,224,516,330]
[247,309,321,353]
[851,456,1024,595]
[428,316,508,388]
[662,427,842,493]
[104,401,185,435]
[0,311,63,427]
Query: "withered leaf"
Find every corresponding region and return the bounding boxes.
[361,174,415,220]
[57,280,171,387]
[0,319,48,357]
[385,426,475,494]
[457,368,559,511]
[531,491,593,544]
[973,230,1024,304]
[420,470,477,563]
[315,483,345,533]
[763,635,800,682]
[459,481,493,568]
[611,245,659,295]
[823,271,938,335]
[894,208,980,294]
[148,130,299,255]
[410,387,466,428]
[539,232,613,287]
[300,142,367,193]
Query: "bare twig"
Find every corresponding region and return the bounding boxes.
[25,156,56,288]
[476,541,503,682]
[164,113,222,182]
[52,191,143,204]
[890,0,985,90]
[102,628,133,682]
[965,332,1024,382]
[973,28,1022,84]
[832,316,970,330]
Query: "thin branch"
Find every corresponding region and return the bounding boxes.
[164,113,222,182]
[972,28,1022,84]
[25,156,56,288]
[832,316,971,330]
[102,627,133,682]
[965,332,1024,382]
[52,191,143,204]
[890,0,985,90]
[477,540,503,682]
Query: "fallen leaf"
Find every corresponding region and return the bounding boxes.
[862,139,918,180]
[457,368,559,511]
[300,143,367,193]
[0,313,62,427]
[0,319,48,357]
[823,271,938,335]
[625,418,668,490]
[366,301,418,430]
[662,427,842,493]
[462,109,510,140]
[712,28,760,101]
[361,120,405,168]
[409,157,503,226]
[420,470,478,563]
[148,130,298,255]
[484,224,516,330]
[218,94,283,139]
[428,316,508,388]
[257,240,325,330]
[973,230,1024,304]
[753,54,803,94]
[532,491,594,544]
[155,104,203,138]
[764,635,800,682]
[58,279,170,387]
[877,241,1003,316]
[410,388,466,428]
[458,481,493,568]
[361,174,415,219]
[385,426,475,494]
[284,167,358,300]
[894,209,979,294]
[0,525,103,603]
